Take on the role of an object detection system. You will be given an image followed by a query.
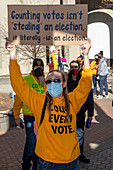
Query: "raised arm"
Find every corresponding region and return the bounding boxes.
[69,38,92,114]
[6,38,45,118]
[81,38,91,69]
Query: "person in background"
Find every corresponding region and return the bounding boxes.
[58,49,63,71]
[77,53,84,70]
[96,51,109,99]
[57,49,69,74]
[67,60,94,163]
[67,60,81,92]
[90,54,100,95]
[13,58,46,170]
[48,57,54,71]
[6,38,92,170]
[62,58,69,75]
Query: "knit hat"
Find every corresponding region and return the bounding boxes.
[33,58,44,68]
[62,58,66,62]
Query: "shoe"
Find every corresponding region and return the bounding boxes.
[78,154,90,163]
[105,95,109,99]
[95,95,103,99]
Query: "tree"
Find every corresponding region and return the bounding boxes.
[16,45,46,65]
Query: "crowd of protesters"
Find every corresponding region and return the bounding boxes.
[6,37,111,170]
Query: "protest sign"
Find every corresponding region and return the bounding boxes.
[8,5,88,45]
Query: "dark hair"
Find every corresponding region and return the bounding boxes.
[68,60,81,81]
[99,51,103,56]
[77,55,84,65]
[69,60,80,69]
[46,70,70,121]
[95,54,99,57]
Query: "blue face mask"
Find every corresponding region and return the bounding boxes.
[47,82,63,97]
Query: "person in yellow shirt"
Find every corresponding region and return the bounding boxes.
[13,58,46,170]
[90,54,100,95]
[6,38,92,170]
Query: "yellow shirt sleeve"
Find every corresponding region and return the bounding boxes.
[13,95,23,119]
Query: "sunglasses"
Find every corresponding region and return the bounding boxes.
[46,78,61,84]
[70,66,78,69]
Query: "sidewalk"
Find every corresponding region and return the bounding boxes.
[79,98,113,170]
[0,97,113,170]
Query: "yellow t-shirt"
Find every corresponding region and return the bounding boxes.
[9,59,92,163]
[90,60,99,75]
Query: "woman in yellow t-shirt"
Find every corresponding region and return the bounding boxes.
[6,38,92,170]
[90,54,100,95]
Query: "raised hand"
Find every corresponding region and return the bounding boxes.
[81,38,91,56]
[81,38,91,68]
[5,38,16,59]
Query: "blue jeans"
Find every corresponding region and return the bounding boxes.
[22,116,38,170]
[99,75,108,96]
[38,158,79,170]
[77,128,84,155]
[92,75,97,94]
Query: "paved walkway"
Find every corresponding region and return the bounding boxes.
[0,97,113,170]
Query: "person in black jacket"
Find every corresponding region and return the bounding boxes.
[67,60,94,163]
